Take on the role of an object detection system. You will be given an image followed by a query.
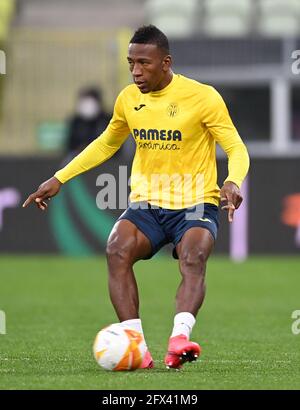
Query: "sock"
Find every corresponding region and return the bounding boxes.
[171,312,196,339]
[120,318,144,335]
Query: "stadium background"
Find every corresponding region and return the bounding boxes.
[0,0,300,390]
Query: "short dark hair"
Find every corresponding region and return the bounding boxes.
[130,25,169,55]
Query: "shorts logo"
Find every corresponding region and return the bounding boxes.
[167,103,179,117]
[199,217,212,223]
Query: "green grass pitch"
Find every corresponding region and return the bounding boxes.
[0,255,300,390]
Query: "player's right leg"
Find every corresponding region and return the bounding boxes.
[106,218,153,368]
[106,218,152,321]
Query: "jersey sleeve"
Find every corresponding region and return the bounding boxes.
[54,91,130,183]
[202,87,250,188]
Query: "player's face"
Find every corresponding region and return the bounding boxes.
[127,43,171,93]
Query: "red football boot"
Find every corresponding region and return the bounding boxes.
[164,334,201,369]
[139,349,154,369]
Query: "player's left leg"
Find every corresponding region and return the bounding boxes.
[165,227,214,368]
[175,227,214,315]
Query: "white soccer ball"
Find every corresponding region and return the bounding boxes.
[93,323,147,371]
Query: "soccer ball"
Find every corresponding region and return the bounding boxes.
[93,323,147,371]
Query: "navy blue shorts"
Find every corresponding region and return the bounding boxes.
[118,202,219,259]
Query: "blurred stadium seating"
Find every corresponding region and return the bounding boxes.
[257,0,300,37]
[145,0,199,38]
[144,0,300,38]
[203,0,253,37]
[15,0,145,29]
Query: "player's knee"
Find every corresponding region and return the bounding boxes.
[180,248,207,274]
[106,237,136,266]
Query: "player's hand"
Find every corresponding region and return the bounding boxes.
[22,177,62,211]
[220,181,243,223]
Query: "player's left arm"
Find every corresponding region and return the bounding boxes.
[219,181,243,223]
[203,87,250,222]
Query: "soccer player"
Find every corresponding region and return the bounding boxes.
[23,25,250,369]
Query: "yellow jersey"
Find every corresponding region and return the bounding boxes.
[55,74,249,209]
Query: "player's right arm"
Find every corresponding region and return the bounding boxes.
[23,91,130,210]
